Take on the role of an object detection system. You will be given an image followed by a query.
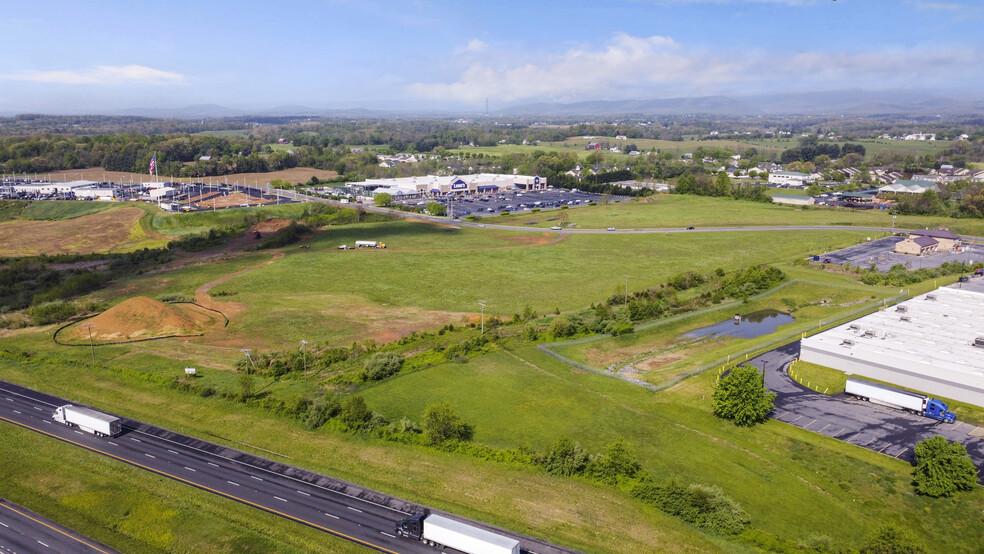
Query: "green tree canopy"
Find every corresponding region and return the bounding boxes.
[860,524,926,554]
[912,435,978,497]
[425,201,447,216]
[373,192,392,207]
[543,437,592,476]
[712,365,776,426]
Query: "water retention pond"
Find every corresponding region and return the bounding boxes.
[681,309,795,340]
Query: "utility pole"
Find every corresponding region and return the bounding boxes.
[85,323,95,364]
[623,274,630,305]
[478,301,486,335]
[300,340,308,372]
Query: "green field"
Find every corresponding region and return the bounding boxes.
[3,194,984,552]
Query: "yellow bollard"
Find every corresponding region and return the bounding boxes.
[727,354,730,363]
[824,387,829,394]
[745,353,748,360]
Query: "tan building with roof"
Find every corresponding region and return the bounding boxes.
[894,229,961,256]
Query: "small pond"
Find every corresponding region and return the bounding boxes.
[681,309,795,340]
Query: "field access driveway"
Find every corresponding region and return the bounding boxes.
[749,343,984,480]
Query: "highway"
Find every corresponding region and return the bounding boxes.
[0,381,569,554]
[0,497,118,554]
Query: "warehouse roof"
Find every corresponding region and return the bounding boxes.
[801,284,984,384]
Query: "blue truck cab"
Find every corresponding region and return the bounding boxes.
[925,398,956,423]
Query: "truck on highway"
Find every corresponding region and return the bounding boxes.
[845,378,956,423]
[52,405,123,437]
[355,240,386,248]
[395,513,520,554]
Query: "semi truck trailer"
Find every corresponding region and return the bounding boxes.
[845,378,956,423]
[396,513,520,554]
[355,240,386,248]
[52,405,123,437]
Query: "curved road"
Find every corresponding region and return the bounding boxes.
[747,342,984,480]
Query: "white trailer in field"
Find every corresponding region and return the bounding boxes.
[52,405,123,437]
[355,240,386,248]
[396,513,520,554]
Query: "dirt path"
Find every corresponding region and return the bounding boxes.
[194,251,283,314]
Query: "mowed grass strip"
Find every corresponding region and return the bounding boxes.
[0,424,366,554]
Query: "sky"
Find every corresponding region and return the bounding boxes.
[1,0,983,114]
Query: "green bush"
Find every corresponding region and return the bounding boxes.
[542,437,591,476]
[631,479,749,535]
[860,524,926,554]
[304,395,341,430]
[713,365,776,426]
[156,292,193,303]
[27,301,79,325]
[548,316,574,337]
[912,435,978,497]
[422,401,474,445]
[363,352,404,381]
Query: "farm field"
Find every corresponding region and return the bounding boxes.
[742,138,954,158]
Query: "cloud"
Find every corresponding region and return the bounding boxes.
[1,65,186,85]
[466,39,488,52]
[406,33,983,104]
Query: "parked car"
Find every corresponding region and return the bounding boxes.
[686,226,695,230]
[607,227,615,231]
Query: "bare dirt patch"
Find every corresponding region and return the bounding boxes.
[45,167,339,186]
[60,297,225,343]
[0,207,146,256]
[499,232,562,247]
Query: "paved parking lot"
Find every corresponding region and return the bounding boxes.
[818,236,984,272]
[397,189,627,218]
[752,342,984,479]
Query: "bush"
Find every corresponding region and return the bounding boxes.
[586,438,642,485]
[422,401,474,445]
[363,352,404,381]
[548,316,574,337]
[27,301,79,325]
[156,292,193,303]
[340,396,373,429]
[860,524,926,554]
[543,437,591,476]
[304,395,341,430]
[631,479,749,535]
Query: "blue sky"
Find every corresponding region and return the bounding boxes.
[1,0,982,113]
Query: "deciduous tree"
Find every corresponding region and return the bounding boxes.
[712,365,775,426]
[912,435,978,497]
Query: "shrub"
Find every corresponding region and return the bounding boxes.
[631,479,749,535]
[422,401,474,444]
[860,524,926,554]
[304,395,341,430]
[156,292,193,303]
[912,435,978,497]
[363,352,404,381]
[548,316,574,337]
[340,396,372,429]
[542,437,591,476]
[587,438,642,485]
[713,365,776,426]
[27,301,79,325]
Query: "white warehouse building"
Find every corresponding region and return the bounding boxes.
[352,174,546,196]
[799,284,984,408]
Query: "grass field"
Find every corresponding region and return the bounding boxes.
[487,194,984,236]
[0,206,168,256]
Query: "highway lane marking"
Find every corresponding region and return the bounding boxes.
[0,521,6,527]
[184,467,196,472]
[296,490,310,496]
[37,540,49,548]
[347,507,363,513]
[11,410,20,415]
[33,407,42,411]
[274,496,288,502]
[107,442,117,446]
[0,415,403,554]
[130,437,141,442]
[325,513,339,519]
[145,454,156,459]
[381,532,395,538]
[227,481,240,486]
[0,500,112,554]
[3,398,11,402]
[167,449,179,455]
[207,462,219,467]
[74,430,84,435]
[251,476,264,481]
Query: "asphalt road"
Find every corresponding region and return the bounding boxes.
[749,342,984,479]
[0,381,570,554]
[0,498,118,554]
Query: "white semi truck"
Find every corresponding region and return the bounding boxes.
[845,378,956,423]
[355,240,386,248]
[396,513,520,554]
[52,405,123,437]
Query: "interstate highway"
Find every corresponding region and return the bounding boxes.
[0,381,567,554]
[0,497,119,554]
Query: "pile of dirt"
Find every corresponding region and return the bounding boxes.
[251,218,293,233]
[63,297,222,342]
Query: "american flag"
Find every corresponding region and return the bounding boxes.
[148,154,157,175]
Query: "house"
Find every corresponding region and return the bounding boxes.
[910,229,961,252]
[586,142,601,150]
[895,235,938,256]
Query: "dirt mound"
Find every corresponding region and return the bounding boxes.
[63,297,223,342]
[251,218,293,233]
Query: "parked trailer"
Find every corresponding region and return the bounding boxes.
[396,513,520,554]
[354,240,386,248]
[52,405,123,437]
[845,378,956,423]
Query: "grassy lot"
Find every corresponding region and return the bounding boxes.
[487,194,984,236]
[149,203,312,237]
[0,425,364,554]
[0,206,167,257]
[19,201,117,220]
[0,350,733,554]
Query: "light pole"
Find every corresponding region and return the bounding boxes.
[300,340,308,372]
[478,301,486,335]
[892,215,896,233]
[623,274,630,305]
